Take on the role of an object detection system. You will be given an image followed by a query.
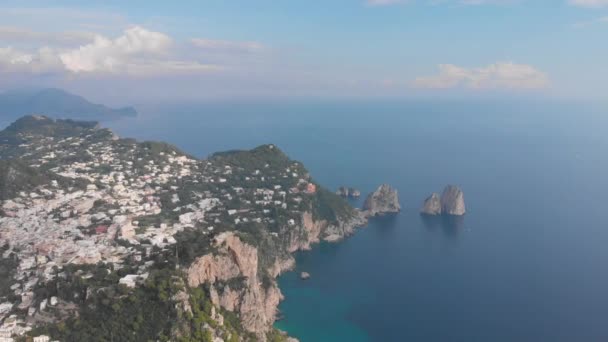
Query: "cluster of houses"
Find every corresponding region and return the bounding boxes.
[0,124,319,339]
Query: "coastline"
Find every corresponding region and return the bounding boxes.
[272,212,369,341]
[273,210,370,335]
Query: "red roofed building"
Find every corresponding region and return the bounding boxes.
[306,183,317,194]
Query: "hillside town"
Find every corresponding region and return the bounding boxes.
[0,116,324,341]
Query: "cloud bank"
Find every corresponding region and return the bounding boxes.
[0,26,222,76]
[414,62,549,89]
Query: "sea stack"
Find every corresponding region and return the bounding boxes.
[420,193,442,215]
[363,184,401,217]
[300,272,311,280]
[420,185,466,216]
[441,185,466,216]
[336,186,361,198]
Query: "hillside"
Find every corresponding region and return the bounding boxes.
[0,115,370,342]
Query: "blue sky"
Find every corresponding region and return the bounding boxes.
[0,0,606,103]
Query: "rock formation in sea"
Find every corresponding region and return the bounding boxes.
[420,185,466,216]
[441,185,466,216]
[420,193,442,215]
[336,186,361,198]
[300,272,311,280]
[363,184,401,216]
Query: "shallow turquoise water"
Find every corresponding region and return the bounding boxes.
[275,271,371,342]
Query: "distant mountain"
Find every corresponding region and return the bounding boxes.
[0,88,137,122]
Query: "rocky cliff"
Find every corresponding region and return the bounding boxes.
[186,209,367,339]
[187,232,280,334]
[0,115,397,342]
[363,184,401,216]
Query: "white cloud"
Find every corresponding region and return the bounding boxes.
[59,26,172,73]
[0,47,63,73]
[569,0,608,7]
[414,62,549,89]
[0,26,220,76]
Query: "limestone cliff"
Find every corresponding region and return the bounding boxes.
[186,209,367,338]
[187,232,280,334]
[363,184,401,217]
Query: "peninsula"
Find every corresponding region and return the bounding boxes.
[0,88,137,122]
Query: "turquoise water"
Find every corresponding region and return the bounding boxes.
[105,99,608,341]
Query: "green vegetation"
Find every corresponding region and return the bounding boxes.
[211,145,293,170]
[176,286,253,342]
[0,159,51,200]
[0,243,18,301]
[211,145,307,184]
[139,140,186,157]
[29,261,259,341]
[31,266,181,342]
[267,329,291,342]
[0,159,86,200]
[310,187,355,223]
[0,114,361,342]
[174,228,214,266]
[6,115,97,134]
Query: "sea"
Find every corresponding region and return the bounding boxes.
[32,99,608,341]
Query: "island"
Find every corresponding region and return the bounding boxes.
[0,115,399,342]
[0,88,137,122]
[421,185,466,216]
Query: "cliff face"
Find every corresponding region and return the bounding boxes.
[0,116,385,341]
[186,210,367,337]
[363,184,401,217]
[187,232,279,334]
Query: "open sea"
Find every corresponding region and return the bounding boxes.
[95,99,608,341]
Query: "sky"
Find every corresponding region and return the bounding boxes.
[0,0,606,104]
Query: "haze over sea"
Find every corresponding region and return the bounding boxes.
[103,99,608,341]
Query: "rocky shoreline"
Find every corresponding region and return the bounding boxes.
[0,115,403,342]
[184,185,399,340]
[185,208,370,340]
